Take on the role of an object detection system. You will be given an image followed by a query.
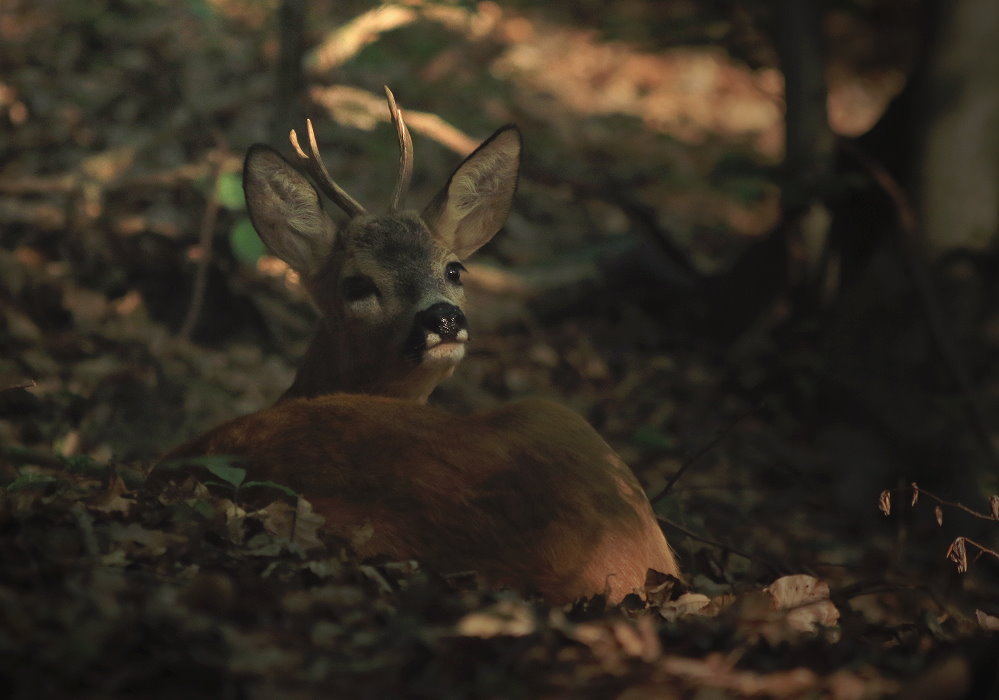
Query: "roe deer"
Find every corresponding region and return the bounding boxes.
[155,394,680,604]
[245,88,520,403]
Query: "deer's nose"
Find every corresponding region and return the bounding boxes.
[418,303,466,340]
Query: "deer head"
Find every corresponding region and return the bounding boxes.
[244,88,521,403]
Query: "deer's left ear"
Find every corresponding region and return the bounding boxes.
[244,145,338,278]
[422,126,521,259]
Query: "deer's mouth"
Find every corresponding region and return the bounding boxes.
[422,330,467,365]
[404,327,468,365]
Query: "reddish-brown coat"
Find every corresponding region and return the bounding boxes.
[157,395,679,603]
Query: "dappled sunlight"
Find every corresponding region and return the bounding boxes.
[495,25,784,156]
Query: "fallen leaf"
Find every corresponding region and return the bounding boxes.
[456,599,536,638]
[657,592,712,622]
[255,497,326,551]
[86,473,134,515]
[104,522,187,556]
[764,575,840,634]
[975,609,999,631]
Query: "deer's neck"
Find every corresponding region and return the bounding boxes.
[280,322,354,402]
[279,323,444,404]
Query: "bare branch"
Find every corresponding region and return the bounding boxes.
[179,147,226,342]
[290,119,366,217]
[657,515,782,576]
[309,5,418,75]
[910,482,999,522]
[650,403,758,505]
[310,85,479,155]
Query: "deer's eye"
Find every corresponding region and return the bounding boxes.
[343,275,380,301]
[445,262,466,285]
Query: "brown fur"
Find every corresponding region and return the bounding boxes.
[243,127,522,403]
[155,395,679,603]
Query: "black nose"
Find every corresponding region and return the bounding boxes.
[418,302,466,340]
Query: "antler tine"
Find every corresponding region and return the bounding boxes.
[289,119,366,218]
[384,86,414,212]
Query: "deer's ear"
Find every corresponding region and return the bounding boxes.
[422,126,521,259]
[244,145,337,278]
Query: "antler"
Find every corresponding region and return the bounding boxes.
[290,119,366,218]
[384,86,413,212]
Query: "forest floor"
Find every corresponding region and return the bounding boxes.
[1,1,998,697]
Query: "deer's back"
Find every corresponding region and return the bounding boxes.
[159,395,678,602]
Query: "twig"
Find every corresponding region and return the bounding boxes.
[1,379,36,393]
[178,146,225,342]
[656,515,782,576]
[309,85,479,155]
[649,403,759,505]
[308,5,418,75]
[911,482,998,522]
[306,1,499,76]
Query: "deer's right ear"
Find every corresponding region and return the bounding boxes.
[243,145,337,278]
[422,126,521,259]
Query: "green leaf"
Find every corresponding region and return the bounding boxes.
[630,426,676,450]
[229,217,266,265]
[60,453,104,475]
[216,172,246,210]
[243,480,298,498]
[158,455,247,487]
[5,472,60,491]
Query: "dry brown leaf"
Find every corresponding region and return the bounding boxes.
[104,522,186,556]
[989,494,999,520]
[86,473,134,516]
[643,568,679,607]
[946,537,968,573]
[657,592,712,622]
[878,489,891,516]
[975,609,999,631]
[255,497,326,551]
[763,575,840,636]
[359,564,394,596]
[456,599,536,638]
[217,497,248,544]
[611,617,661,662]
[661,652,820,696]
[934,505,943,526]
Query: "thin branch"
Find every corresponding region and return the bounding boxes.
[308,5,418,75]
[1,379,37,393]
[841,140,999,470]
[649,403,759,505]
[306,2,498,77]
[911,482,999,522]
[958,537,999,561]
[309,85,479,155]
[657,515,782,576]
[178,147,225,342]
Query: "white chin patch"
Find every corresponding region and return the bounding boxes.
[423,341,466,366]
[423,330,467,366]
